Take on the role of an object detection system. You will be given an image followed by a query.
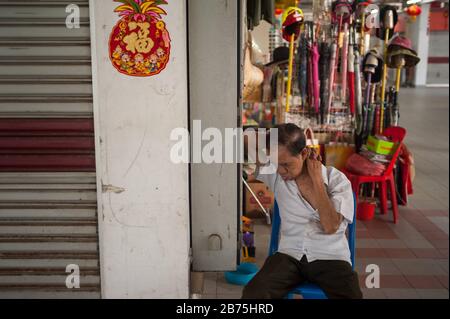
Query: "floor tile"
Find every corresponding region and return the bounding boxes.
[356,248,388,258]
[383,288,421,299]
[435,276,449,289]
[392,259,447,276]
[415,289,449,299]
[405,275,445,289]
[383,248,416,259]
[375,239,408,249]
[428,217,449,235]
[361,288,387,299]
[411,248,445,259]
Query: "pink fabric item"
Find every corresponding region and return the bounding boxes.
[345,153,386,176]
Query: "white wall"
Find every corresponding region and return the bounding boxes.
[89,0,190,298]
[188,0,240,272]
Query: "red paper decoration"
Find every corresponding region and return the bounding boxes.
[109,0,171,77]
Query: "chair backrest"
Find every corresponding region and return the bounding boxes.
[269,194,357,269]
[383,126,407,175]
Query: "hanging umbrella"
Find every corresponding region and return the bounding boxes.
[299,35,308,110]
[387,35,420,126]
[326,40,338,124]
[319,42,331,125]
[310,24,320,117]
[341,22,350,104]
[362,48,383,139]
[348,25,356,116]
[282,6,304,114]
[354,49,363,135]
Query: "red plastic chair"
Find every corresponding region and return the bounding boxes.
[344,127,407,224]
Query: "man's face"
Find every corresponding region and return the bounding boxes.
[277,145,307,181]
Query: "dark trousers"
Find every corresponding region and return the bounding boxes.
[242,252,363,299]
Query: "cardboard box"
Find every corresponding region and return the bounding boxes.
[366,135,395,155]
[244,181,274,218]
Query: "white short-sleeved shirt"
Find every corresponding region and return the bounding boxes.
[257,164,354,265]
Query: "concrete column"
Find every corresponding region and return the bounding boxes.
[408,4,431,87]
[89,0,190,298]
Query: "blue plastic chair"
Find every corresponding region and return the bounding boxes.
[268,194,357,299]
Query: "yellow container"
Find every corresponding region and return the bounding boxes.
[366,135,395,155]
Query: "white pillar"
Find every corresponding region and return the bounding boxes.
[89,0,190,298]
[408,4,430,86]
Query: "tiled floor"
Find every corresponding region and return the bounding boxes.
[202,87,449,299]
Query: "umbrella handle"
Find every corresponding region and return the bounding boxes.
[395,67,402,92]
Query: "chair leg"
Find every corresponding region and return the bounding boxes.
[388,175,399,224]
[351,181,361,204]
[379,181,388,215]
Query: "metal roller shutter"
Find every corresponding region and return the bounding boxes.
[0,0,100,298]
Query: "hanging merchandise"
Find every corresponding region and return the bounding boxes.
[377,5,398,134]
[387,35,421,126]
[354,48,363,135]
[282,6,304,113]
[319,42,331,124]
[347,24,355,116]
[326,33,338,124]
[298,34,309,110]
[353,0,372,56]
[309,23,321,119]
[361,48,383,145]
[247,0,276,30]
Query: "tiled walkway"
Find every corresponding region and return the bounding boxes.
[203,87,449,299]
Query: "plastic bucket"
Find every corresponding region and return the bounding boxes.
[224,263,259,286]
[357,201,376,221]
